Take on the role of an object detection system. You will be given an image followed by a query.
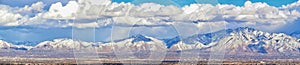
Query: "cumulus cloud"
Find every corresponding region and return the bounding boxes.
[1,0,300,30]
[178,1,300,31]
[43,1,78,19]
[0,2,47,26]
[38,0,300,29]
[42,0,182,19]
[0,5,25,26]
[282,1,300,11]
[0,11,22,26]
[17,2,45,13]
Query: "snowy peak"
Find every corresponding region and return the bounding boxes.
[34,39,95,50]
[112,35,167,51]
[0,27,299,54]
[130,34,152,43]
[167,27,300,54]
[33,35,167,52]
[0,40,33,50]
[0,40,13,48]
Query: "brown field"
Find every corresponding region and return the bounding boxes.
[0,50,299,64]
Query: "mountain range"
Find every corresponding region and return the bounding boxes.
[1,27,300,54]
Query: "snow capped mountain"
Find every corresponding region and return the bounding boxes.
[32,35,167,52]
[0,40,33,50]
[34,39,96,50]
[182,29,232,45]
[0,40,13,48]
[0,27,299,54]
[169,27,300,54]
[108,35,167,52]
[169,41,206,51]
[131,34,153,43]
[218,27,300,54]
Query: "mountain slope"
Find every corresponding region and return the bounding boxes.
[33,35,167,52]
[169,27,300,54]
[0,27,299,54]
[34,39,96,50]
[0,40,33,50]
[107,35,167,52]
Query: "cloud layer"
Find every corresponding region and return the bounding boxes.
[0,0,300,32]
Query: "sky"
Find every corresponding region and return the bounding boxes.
[1,0,298,10]
[0,0,300,44]
[112,0,298,7]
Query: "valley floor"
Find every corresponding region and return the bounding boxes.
[0,50,300,64]
[0,58,299,65]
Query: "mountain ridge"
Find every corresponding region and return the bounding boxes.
[0,27,300,54]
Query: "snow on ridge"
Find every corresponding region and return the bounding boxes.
[0,40,13,48]
[169,27,300,54]
[0,27,300,54]
[32,36,167,52]
[0,40,33,50]
[34,38,96,50]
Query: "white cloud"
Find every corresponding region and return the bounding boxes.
[42,0,183,19]
[76,0,114,18]
[0,2,46,26]
[112,16,161,25]
[43,1,78,19]
[74,22,99,28]
[130,3,183,17]
[1,0,300,30]
[195,21,229,33]
[282,1,300,11]
[0,6,24,26]
[17,2,45,13]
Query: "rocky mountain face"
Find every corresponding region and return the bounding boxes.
[1,27,300,54]
[169,27,300,54]
[33,35,167,52]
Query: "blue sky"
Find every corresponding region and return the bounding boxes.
[112,0,298,7]
[1,0,298,9]
[0,0,300,44]
[0,0,70,10]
